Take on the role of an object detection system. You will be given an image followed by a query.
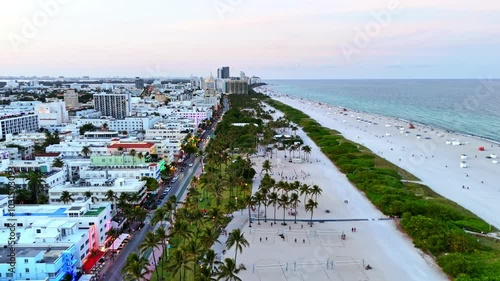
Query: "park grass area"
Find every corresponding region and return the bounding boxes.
[265,98,500,280]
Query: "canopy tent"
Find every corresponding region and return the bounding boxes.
[111,233,130,250]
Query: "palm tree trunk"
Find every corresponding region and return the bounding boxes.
[282,206,286,225]
[247,206,252,227]
[294,203,298,224]
[264,203,267,222]
[310,210,314,227]
[153,251,160,281]
[234,247,238,264]
[257,204,261,225]
[273,205,277,223]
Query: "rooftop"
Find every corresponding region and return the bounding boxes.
[108,142,154,149]
[0,246,68,263]
[3,206,67,217]
[84,207,106,216]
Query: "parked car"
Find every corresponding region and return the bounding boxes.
[188,163,193,167]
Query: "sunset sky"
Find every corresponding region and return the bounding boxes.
[1,0,499,79]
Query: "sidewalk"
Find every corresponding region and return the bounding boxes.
[143,245,165,280]
[212,212,249,261]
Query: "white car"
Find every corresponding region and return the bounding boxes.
[188,163,193,167]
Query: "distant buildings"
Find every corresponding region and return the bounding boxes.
[135,77,144,89]
[64,89,80,109]
[93,92,131,119]
[226,80,249,95]
[0,113,39,140]
[217,66,230,79]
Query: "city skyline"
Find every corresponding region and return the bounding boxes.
[1,0,500,79]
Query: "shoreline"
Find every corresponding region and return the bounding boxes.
[255,86,500,230]
[257,86,500,146]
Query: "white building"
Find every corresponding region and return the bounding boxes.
[49,178,148,205]
[35,101,70,126]
[0,159,66,188]
[145,120,193,141]
[46,143,109,158]
[0,113,39,140]
[79,163,160,181]
[93,92,131,119]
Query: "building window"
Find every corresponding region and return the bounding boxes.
[36,229,41,233]
[24,259,28,263]
[25,268,30,273]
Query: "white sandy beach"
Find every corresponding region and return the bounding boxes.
[256,88,500,231]
[225,104,449,281]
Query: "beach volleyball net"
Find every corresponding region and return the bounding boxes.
[253,260,288,281]
[293,259,330,281]
[284,229,311,245]
[251,228,279,243]
[316,230,344,247]
[331,258,368,281]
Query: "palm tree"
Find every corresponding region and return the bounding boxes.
[290,192,300,224]
[261,159,272,175]
[155,227,169,281]
[216,258,246,281]
[60,191,74,204]
[226,229,249,264]
[170,221,193,242]
[200,249,218,279]
[301,145,311,161]
[137,152,144,163]
[253,192,263,225]
[299,184,310,205]
[121,253,150,281]
[106,228,120,252]
[278,194,289,226]
[105,190,117,215]
[258,186,269,223]
[26,171,45,204]
[129,149,136,165]
[168,248,192,281]
[52,157,64,168]
[102,122,109,131]
[305,199,319,227]
[81,146,91,157]
[186,239,203,277]
[310,185,323,203]
[267,192,279,223]
[245,195,256,228]
[139,232,161,281]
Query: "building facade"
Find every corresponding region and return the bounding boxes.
[93,93,131,119]
[0,113,39,140]
[64,89,79,109]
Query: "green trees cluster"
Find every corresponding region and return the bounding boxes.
[265,98,500,280]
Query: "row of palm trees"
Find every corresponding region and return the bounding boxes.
[250,163,323,226]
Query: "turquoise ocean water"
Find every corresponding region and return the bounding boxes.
[264,79,500,143]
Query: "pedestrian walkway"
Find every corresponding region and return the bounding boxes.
[212,212,249,261]
[143,245,165,280]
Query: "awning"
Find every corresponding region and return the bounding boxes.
[111,233,130,250]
